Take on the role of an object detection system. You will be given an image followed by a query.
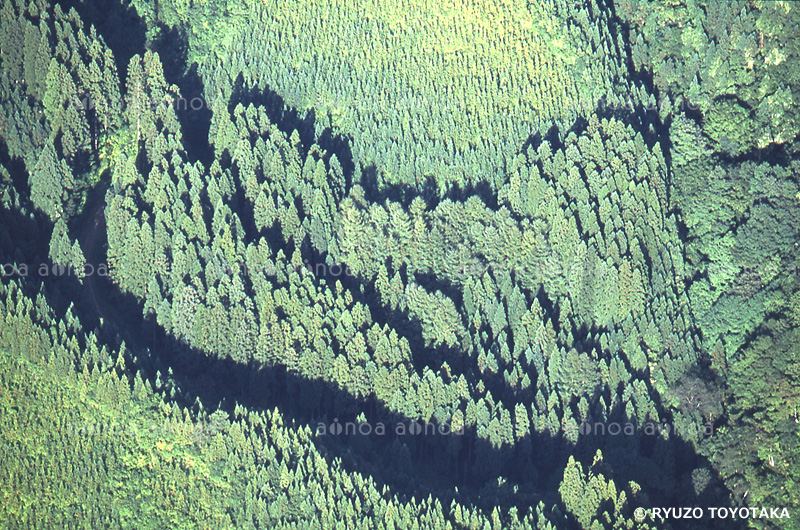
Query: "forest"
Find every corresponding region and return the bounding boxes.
[0,0,798,528]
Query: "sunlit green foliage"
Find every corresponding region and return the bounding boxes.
[143,0,639,192]
[672,112,800,526]
[1,0,798,528]
[0,0,122,219]
[619,0,800,154]
[704,316,800,529]
[634,2,800,521]
[559,452,652,530]
[2,277,523,530]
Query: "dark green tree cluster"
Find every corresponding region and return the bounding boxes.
[624,4,800,514]
[704,315,800,523]
[0,0,51,173]
[0,0,122,220]
[48,217,87,282]
[667,71,800,524]
[675,157,800,364]
[618,0,800,156]
[1,0,122,292]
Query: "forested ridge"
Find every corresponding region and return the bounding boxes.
[0,0,798,529]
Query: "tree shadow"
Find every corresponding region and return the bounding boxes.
[56,0,147,86]
[151,24,214,167]
[196,83,738,522]
[0,192,743,529]
[0,0,745,525]
[229,74,355,196]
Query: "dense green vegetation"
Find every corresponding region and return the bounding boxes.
[615,4,800,521]
[619,0,800,155]
[1,0,798,528]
